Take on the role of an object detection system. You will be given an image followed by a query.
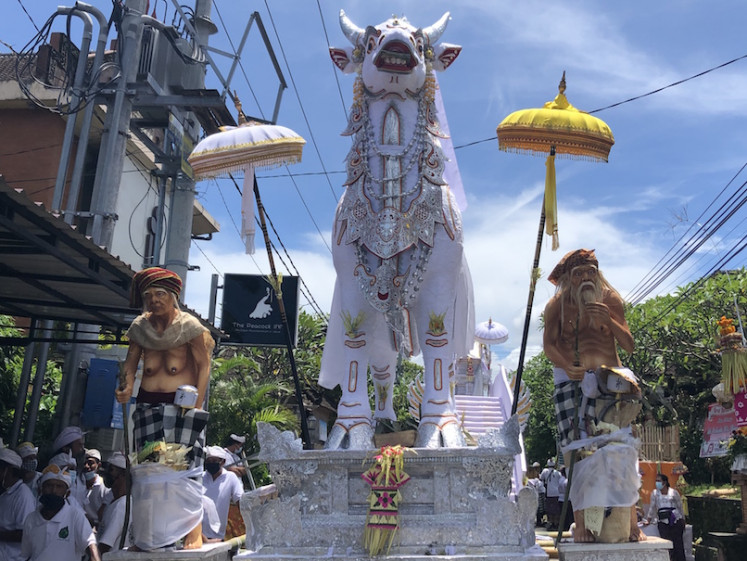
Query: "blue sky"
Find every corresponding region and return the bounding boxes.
[3,1,746,370]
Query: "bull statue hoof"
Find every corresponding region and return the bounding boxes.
[416,417,465,448]
[325,421,375,450]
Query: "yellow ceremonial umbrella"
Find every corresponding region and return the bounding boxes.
[496,72,614,415]
[497,71,614,250]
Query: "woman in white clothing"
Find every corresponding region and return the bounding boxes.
[644,473,685,561]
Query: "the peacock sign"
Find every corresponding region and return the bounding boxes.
[221,274,299,347]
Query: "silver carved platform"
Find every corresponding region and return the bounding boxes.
[557,536,673,561]
[236,419,547,561]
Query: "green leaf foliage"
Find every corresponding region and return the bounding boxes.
[623,269,746,484]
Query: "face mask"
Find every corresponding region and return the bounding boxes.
[235,447,242,455]
[39,493,66,511]
[84,470,97,482]
[655,481,663,490]
[68,470,77,482]
[22,459,38,472]
[205,462,221,475]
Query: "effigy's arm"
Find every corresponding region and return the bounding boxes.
[190,332,212,409]
[116,341,142,403]
[605,292,634,354]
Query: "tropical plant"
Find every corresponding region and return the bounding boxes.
[519,353,558,464]
[622,268,746,484]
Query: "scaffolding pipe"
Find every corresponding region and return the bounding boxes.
[10,320,37,447]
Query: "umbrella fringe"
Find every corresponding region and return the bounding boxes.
[189,154,304,180]
[497,146,607,163]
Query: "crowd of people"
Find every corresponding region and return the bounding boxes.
[0,428,250,560]
[526,459,687,561]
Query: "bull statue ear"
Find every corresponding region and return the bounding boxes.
[329,46,360,74]
[431,43,462,71]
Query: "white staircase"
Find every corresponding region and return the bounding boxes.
[454,394,506,439]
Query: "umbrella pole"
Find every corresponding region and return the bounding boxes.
[253,176,312,449]
[511,199,546,415]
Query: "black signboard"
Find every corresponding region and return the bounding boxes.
[221,274,299,347]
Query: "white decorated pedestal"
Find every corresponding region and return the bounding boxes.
[236,420,546,561]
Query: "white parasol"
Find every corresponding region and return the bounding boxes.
[187,105,311,447]
[474,318,509,346]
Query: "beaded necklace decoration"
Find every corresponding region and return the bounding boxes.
[336,71,451,353]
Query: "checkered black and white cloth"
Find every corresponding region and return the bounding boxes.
[132,404,209,469]
[553,380,596,448]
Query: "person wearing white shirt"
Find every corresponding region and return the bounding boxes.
[223,434,247,479]
[16,441,42,499]
[21,465,100,561]
[81,449,111,527]
[0,448,37,561]
[644,473,685,561]
[202,446,244,540]
[540,459,562,529]
[97,452,131,553]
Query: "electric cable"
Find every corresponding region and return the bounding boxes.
[263,0,340,202]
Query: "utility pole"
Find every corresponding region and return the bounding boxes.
[88,0,148,249]
[162,0,216,290]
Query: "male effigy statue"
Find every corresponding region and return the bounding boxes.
[319,11,474,449]
[116,267,214,550]
[543,249,644,542]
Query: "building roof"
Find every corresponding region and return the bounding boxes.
[0,178,221,344]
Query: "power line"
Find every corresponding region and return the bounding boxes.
[224,175,328,318]
[263,0,340,202]
[589,53,747,114]
[16,0,40,33]
[638,235,747,330]
[626,161,747,303]
[314,0,349,121]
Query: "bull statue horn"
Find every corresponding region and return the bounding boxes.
[422,12,450,45]
[339,10,364,45]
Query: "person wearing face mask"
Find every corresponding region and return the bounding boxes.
[97,453,132,552]
[223,434,247,479]
[202,446,243,540]
[48,451,86,513]
[81,449,111,528]
[51,426,88,510]
[21,465,100,561]
[644,473,685,561]
[0,447,37,561]
[15,441,42,499]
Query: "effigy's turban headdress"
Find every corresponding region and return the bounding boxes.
[130,267,183,308]
[548,248,598,286]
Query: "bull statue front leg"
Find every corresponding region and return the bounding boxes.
[323,242,397,450]
[414,229,467,448]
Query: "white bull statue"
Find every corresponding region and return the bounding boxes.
[319,11,474,449]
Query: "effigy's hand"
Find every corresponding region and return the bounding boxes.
[115,382,132,404]
[585,302,611,326]
[565,363,587,380]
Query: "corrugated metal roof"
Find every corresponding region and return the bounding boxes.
[0,178,222,344]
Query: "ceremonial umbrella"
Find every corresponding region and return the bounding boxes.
[474,318,509,346]
[496,73,614,415]
[187,111,311,447]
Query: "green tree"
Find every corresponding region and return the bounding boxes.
[520,354,558,464]
[0,316,63,450]
[623,269,746,484]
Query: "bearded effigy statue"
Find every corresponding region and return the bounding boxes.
[543,249,644,543]
[319,11,474,449]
